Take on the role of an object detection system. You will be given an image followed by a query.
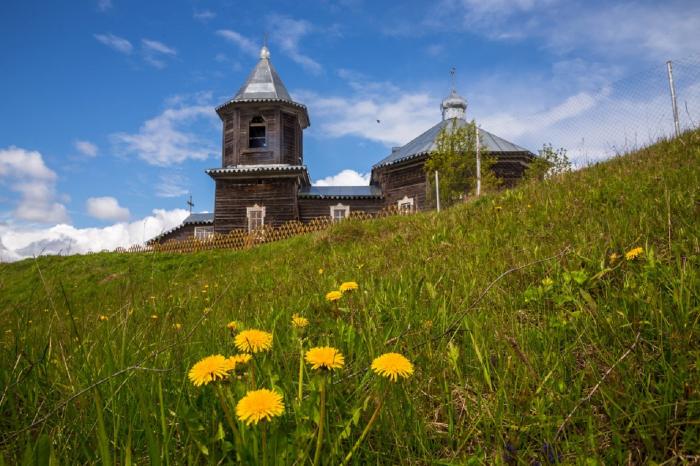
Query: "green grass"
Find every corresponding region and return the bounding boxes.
[1,130,699,465]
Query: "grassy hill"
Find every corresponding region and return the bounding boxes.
[1,131,699,465]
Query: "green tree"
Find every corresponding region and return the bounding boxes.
[524,143,572,181]
[425,119,499,208]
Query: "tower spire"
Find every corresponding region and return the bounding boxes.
[440,67,467,121]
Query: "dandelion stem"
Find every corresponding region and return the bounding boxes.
[261,423,268,466]
[341,395,384,466]
[215,385,242,461]
[313,376,327,466]
[297,339,304,403]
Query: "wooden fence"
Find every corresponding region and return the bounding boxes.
[116,207,403,255]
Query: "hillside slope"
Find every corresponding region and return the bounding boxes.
[1,131,699,464]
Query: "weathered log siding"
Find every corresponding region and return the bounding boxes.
[157,224,197,243]
[219,104,304,167]
[213,179,299,233]
[298,198,384,222]
[373,158,429,210]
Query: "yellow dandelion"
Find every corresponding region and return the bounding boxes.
[305,346,345,371]
[325,290,342,302]
[609,252,621,262]
[150,314,159,320]
[625,246,644,260]
[174,323,183,331]
[98,315,109,321]
[226,320,241,331]
[371,352,414,382]
[234,329,273,353]
[339,281,359,293]
[541,277,554,287]
[318,268,324,275]
[228,353,252,367]
[235,389,285,425]
[188,355,232,387]
[495,206,503,212]
[422,320,433,330]
[292,314,309,328]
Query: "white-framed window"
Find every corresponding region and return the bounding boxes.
[246,205,266,232]
[194,226,214,240]
[397,196,415,214]
[330,203,350,222]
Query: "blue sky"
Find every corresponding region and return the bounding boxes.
[1,0,699,259]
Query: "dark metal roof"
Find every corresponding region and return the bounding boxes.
[206,164,308,175]
[206,164,311,185]
[372,118,532,169]
[298,186,383,199]
[147,212,213,243]
[183,213,214,224]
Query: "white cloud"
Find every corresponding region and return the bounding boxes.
[0,146,69,224]
[194,9,216,21]
[216,29,259,57]
[0,208,189,262]
[313,169,370,186]
[110,98,217,166]
[74,140,98,157]
[97,0,112,12]
[94,33,133,54]
[432,0,700,61]
[299,89,437,146]
[142,39,176,56]
[268,15,322,74]
[141,39,177,68]
[156,173,189,198]
[86,196,130,222]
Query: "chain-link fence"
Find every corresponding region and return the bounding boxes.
[504,56,700,166]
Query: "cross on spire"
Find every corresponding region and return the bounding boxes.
[186,194,194,213]
[450,66,456,92]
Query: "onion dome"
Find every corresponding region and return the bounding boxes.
[440,89,467,121]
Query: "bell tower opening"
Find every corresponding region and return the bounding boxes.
[249,116,267,148]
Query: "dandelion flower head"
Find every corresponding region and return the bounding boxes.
[305,346,345,371]
[292,314,309,328]
[188,355,232,387]
[625,247,644,260]
[339,281,359,293]
[325,290,342,302]
[609,252,621,262]
[371,352,414,382]
[226,320,241,331]
[98,315,109,321]
[234,329,273,353]
[235,389,285,425]
[227,353,252,369]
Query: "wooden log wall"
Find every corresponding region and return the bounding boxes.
[298,197,384,222]
[213,178,299,233]
[155,223,197,243]
[219,105,304,167]
[373,158,429,210]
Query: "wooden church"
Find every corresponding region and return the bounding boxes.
[152,46,534,243]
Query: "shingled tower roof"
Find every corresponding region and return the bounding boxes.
[216,45,308,126]
[232,46,293,101]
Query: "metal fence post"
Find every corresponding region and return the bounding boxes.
[475,125,481,196]
[666,60,681,137]
[435,171,440,212]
